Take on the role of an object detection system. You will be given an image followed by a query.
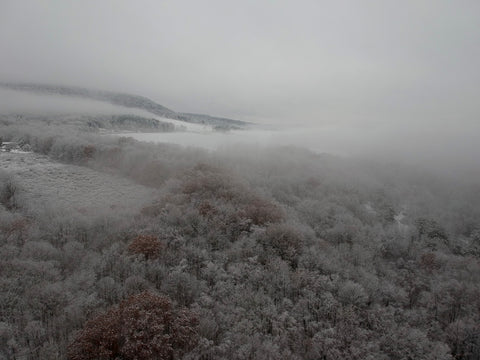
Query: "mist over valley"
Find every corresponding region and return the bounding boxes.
[1,1,480,359]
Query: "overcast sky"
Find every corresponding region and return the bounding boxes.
[1,0,479,128]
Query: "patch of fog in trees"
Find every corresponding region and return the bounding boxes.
[123,125,378,154]
[123,122,480,179]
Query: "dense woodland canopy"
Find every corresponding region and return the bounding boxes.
[1,114,480,359]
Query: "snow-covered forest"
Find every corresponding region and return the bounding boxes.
[1,113,479,359]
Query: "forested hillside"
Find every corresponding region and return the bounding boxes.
[0,83,250,129]
[1,116,479,359]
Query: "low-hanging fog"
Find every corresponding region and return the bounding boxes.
[2,2,480,359]
[1,0,479,174]
[1,88,479,176]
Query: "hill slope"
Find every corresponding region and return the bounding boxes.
[0,82,251,128]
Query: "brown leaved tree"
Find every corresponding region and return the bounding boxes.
[127,235,164,260]
[67,291,198,360]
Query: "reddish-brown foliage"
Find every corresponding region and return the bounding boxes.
[127,235,164,260]
[183,173,232,198]
[3,217,30,237]
[243,198,285,225]
[101,146,123,168]
[197,201,218,217]
[420,252,440,272]
[67,292,199,360]
[83,145,96,160]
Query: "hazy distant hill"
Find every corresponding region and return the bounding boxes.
[0,82,251,129]
[178,112,248,129]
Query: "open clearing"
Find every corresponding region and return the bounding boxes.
[0,151,156,216]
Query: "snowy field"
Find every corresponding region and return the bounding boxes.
[0,151,156,216]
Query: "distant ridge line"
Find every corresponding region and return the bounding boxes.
[0,82,251,128]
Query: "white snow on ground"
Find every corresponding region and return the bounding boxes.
[1,142,32,154]
[0,151,157,216]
